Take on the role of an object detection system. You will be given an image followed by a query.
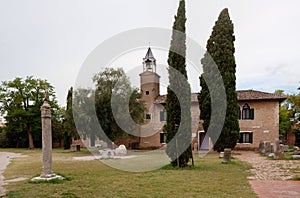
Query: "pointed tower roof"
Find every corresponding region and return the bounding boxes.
[145,47,155,60]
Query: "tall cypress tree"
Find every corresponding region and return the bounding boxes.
[165,0,192,167]
[199,8,240,152]
[63,87,78,149]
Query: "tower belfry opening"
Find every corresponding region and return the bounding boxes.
[143,47,156,73]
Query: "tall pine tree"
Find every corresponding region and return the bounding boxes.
[165,0,192,167]
[199,8,240,152]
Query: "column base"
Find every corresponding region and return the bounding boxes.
[30,173,65,182]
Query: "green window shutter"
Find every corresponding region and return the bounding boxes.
[250,108,254,120]
[249,133,253,143]
[239,133,243,143]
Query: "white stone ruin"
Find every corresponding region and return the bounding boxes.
[99,149,115,159]
[115,145,127,156]
[99,144,127,159]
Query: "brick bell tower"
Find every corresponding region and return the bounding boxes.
[139,47,160,114]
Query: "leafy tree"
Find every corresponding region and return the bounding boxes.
[51,107,65,148]
[287,92,300,145]
[74,68,145,148]
[279,105,292,141]
[199,8,240,152]
[165,0,192,167]
[0,76,58,148]
[73,88,97,147]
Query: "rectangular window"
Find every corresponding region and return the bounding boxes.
[238,132,253,144]
[146,91,149,95]
[160,132,166,143]
[145,114,151,119]
[160,110,167,121]
[242,108,254,120]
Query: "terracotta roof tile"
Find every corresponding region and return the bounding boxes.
[237,90,287,102]
[154,90,287,104]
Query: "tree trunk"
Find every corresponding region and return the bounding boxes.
[28,125,35,149]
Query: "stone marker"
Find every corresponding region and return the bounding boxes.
[265,141,271,154]
[294,147,300,155]
[259,141,265,154]
[31,90,64,182]
[223,148,231,163]
[274,138,284,160]
[282,145,289,152]
[115,145,127,156]
[219,152,224,158]
[273,139,280,153]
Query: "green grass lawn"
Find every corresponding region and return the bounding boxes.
[1,148,257,198]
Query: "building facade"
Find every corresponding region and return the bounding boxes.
[77,47,287,150]
[135,48,287,150]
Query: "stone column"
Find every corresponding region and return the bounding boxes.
[40,94,54,178]
[31,91,64,182]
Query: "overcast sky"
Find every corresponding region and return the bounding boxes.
[1,0,299,106]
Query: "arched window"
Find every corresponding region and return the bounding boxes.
[242,103,254,120]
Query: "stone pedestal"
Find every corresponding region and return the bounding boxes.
[223,148,231,163]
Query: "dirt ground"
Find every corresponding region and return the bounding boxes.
[0,152,26,197]
[234,151,300,198]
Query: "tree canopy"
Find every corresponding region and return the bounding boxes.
[73,68,145,148]
[0,76,58,148]
[199,8,240,152]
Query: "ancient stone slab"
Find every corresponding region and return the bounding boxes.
[115,145,127,156]
[274,139,284,160]
[71,144,80,152]
[283,145,289,152]
[273,139,280,153]
[99,149,115,159]
[219,152,224,158]
[292,155,300,159]
[259,141,265,154]
[265,141,272,154]
[223,148,231,163]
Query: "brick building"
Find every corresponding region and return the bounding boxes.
[135,47,287,150]
[78,47,287,150]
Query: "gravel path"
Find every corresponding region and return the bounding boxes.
[234,151,300,198]
[0,152,26,197]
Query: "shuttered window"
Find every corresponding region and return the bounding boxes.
[242,103,254,120]
[160,110,167,121]
[238,132,253,143]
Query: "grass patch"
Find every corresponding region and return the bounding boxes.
[1,148,257,197]
[289,176,300,181]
